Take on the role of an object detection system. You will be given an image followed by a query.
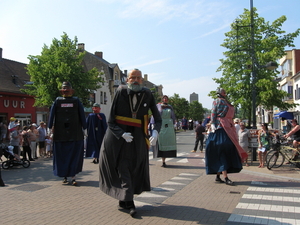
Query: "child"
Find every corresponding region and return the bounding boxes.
[45,135,53,158]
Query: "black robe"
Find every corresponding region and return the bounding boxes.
[99,85,162,201]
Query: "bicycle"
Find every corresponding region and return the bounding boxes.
[266,135,300,170]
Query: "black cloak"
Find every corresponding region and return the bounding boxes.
[99,85,162,201]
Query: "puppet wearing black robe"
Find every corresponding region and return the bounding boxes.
[48,96,87,177]
[99,85,162,201]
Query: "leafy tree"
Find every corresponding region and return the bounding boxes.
[24,32,103,107]
[169,93,189,120]
[150,87,161,104]
[189,101,205,122]
[210,8,300,125]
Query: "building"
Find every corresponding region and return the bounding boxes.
[0,48,41,128]
[273,49,300,131]
[190,92,198,103]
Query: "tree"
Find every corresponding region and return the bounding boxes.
[24,32,103,107]
[189,101,205,122]
[210,8,300,125]
[169,94,189,119]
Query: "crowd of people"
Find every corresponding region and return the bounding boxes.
[0,119,53,161]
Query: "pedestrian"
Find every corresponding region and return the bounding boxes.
[1,121,7,143]
[205,88,248,185]
[21,125,34,161]
[37,121,47,158]
[48,81,87,186]
[9,123,21,160]
[85,103,107,164]
[181,117,188,131]
[27,124,38,159]
[257,123,275,168]
[188,118,194,130]
[238,122,251,167]
[99,69,162,217]
[191,121,206,153]
[45,135,53,158]
[234,118,240,134]
[151,95,176,167]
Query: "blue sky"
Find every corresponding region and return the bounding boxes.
[1,0,299,109]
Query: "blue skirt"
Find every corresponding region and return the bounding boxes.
[205,129,242,174]
[53,141,84,177]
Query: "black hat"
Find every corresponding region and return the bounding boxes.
[62,81,72,88]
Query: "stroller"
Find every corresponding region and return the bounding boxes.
[0,143,30,169]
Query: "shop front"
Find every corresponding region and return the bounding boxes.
[0,92,36,127]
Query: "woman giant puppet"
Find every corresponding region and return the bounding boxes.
[205,88,248,185]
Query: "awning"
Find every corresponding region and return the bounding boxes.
[273,111,294,119]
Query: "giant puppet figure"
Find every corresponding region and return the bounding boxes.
[99,69,162,217]
[205,88,248,185]
[48,81,87,186]
[86,103,107,164]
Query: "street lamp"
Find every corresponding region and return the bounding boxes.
[250,0,278,129]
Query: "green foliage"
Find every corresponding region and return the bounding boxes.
[210,8,299,124]
[150,87,161,104]
[23,32,104,107]
[189,101,205,121]
[168,94,190,119]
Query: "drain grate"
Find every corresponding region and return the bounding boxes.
[10,184,51,192]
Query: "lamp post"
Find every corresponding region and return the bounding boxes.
[250,0,257,129]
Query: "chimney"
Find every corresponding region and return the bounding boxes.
[0,48,2,59]
[144,74,148,81]
[95,51,103,58]
[78,43,85,51]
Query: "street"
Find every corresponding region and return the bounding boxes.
[1,130,300,225]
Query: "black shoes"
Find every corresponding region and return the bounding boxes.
[118,201,136,217]
[215,177,224,183]
[162,162,166,167]
[92,158,99,164]
[62,177,68,184]
[72,179,77,186]
[225,178,234,185]
[129,208,136,217]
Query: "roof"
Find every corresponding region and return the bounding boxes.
[0,58,30,94]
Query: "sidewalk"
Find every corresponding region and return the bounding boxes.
[1,134,300,224]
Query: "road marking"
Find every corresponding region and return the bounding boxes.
[227,182,300,225]
[134,173,201,211]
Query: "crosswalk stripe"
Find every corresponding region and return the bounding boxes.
[227,181,300,225]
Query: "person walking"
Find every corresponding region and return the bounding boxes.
[205,88,248,185]
[238,122,251,167]
[152,95,177,167]
[191,121,205,153]
[99,69,162,217]
[48,81,87,186]
[181,117,188,131]
[85,103,107,164]
[21,126,34,161]
[257,123,275,168]
[37,121,47,158]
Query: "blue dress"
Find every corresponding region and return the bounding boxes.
[85,113,107,158]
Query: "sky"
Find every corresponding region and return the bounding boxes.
[1,0,299,109]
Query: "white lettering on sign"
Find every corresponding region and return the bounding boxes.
[61,103,74,107]
[3,100,26,109]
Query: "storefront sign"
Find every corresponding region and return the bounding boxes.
[3,100,25,108]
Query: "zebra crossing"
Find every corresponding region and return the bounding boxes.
[133,173,201,211]
[226,182,300,225]
[149,151,191,163]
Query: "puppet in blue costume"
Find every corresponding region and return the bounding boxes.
[86,103,107,164]
[48,81,87,186]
